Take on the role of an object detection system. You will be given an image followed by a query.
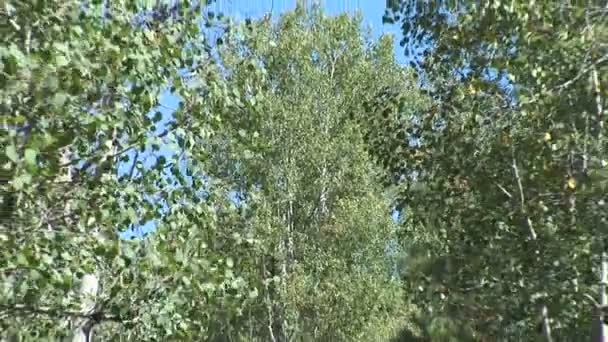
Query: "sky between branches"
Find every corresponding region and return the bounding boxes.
[119,0,414,238]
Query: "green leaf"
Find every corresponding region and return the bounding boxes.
[52,92,68,107]
[56,55,69,67]
[248,288,259,299]
[5,145,18,162]
[12,174,32,190]
[124,185,136,195]
[29,269,42,281]
[243,149,254,159]
[152,111,163,123]
[127,207,138,224]
[16,253,28,266]
[24,148,37,166]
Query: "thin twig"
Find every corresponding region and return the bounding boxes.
[585,293,601,308]
[592,60,604,129]
[513,157,526,212]
[512,153,537,240]
[584,110,590,171]
[64,127,174,171]
[495,182,513,199]
[128,151,139,180]
[553,55,608,91]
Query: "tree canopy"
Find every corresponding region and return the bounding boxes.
[3,0,607,341]
[2,2,424,341]
[379,0,608,340]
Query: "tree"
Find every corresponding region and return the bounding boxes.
[2,2,425,340]
[375,0,608,339]
[198,6,424,341]
[0,1,237,340]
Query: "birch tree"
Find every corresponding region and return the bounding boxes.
[376,0,608,339]
[201,7,424,340]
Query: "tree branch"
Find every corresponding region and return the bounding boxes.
[512,153,537,240]
[61,126,175,172]
[0,303,124,323]
[540,304,554,342]
[553,55,608,92]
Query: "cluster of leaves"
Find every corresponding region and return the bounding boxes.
[376,0,608,340]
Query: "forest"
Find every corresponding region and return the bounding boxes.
[1,1,607,341]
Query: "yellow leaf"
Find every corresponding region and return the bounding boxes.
[544,132,551,142]
[144,29,156,42]
[567,177,576,189]
[87,216,96,226]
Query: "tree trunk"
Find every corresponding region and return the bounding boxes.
[71,274,99,342]
[591,253,608,342]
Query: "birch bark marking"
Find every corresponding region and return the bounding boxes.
[591,253,608,342]
[512,152,553,340]
[71,274,99,342]
[589,9,607,340]
[72,127,115,340]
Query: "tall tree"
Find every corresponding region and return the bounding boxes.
[376,0,608,340]
[200,6,424,341]
[2,2,426,341]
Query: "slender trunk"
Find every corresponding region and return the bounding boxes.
[319,106,329,219]
[71,128,115,340]
[262,258,277,342]
[317,54,337,222]
[591,253,608,342]
[58,146,97,342]
[512,153,554,339]
[71,274,99,342]
[280,136,295,341]
[540,304,553,342]
[278,232,288,341]
[589,10,606,340]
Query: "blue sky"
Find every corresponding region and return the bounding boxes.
[119,1,408,238]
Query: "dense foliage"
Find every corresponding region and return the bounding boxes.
[1,2,423,341]
[4,0,605,340]
[380,0,608,340]
[201,9,420,340]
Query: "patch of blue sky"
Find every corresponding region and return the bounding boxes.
[117,89,181,239]
[119,1,416,239]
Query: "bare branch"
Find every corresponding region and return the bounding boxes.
[512,153,537,240]
[495,182,513,199]
[592,60,604,130]
[128,151,140,180]
[586,293,601,308]
[553,55,608,92]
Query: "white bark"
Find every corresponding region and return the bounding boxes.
[71,274,99,342]
[540,304,553,342]
[592,253,608,342]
